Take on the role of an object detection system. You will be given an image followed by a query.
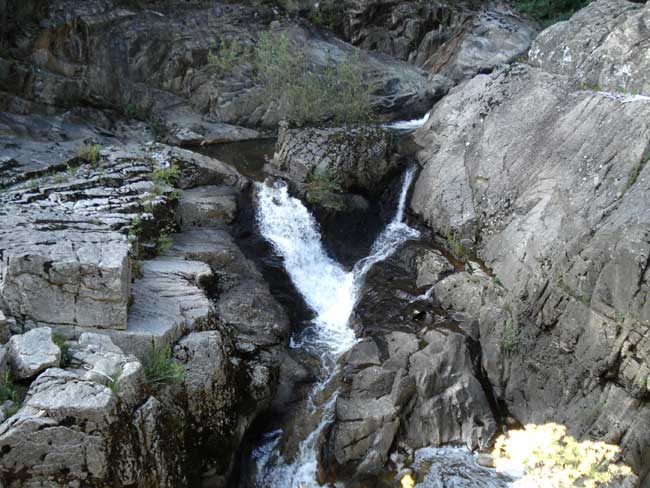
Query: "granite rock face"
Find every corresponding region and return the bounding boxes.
[410,62,650,479]
[325,0,537,81]
[530,0,650,96]
[1,0,440,128]
[7,327,60,380]
[323,243,497,479]
[271,124,398,193]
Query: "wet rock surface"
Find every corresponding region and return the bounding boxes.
[322,243,498,481]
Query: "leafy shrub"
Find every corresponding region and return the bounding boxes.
[152,164,181,187]
[512,0,591,27]
[142,344,185,390]
[156,228,174,254]
[0,371,18,404]
[207,37,253,77]
[52,333,70,365]
[254,31,375,126]
[492,423,633,487]
[78,143,101,164]
[304,167,344,210]
[501,320,521,355]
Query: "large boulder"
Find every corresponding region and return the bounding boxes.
[410,62,650,479]
[270,124,398,193]
[530,0,650,96]
[7,327,61,380]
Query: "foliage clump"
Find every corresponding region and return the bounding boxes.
[492,423,633,487]
[304,167,344,210]
[142,344,185,391]
[77,143,101,164]
[0,371,20,416]
[152,164,181,187]
[207,37,253,77]
[206,30,375,126]
[501,319,521,355]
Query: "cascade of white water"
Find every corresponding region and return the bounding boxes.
[384,111,430,130]
[253,167,420,488]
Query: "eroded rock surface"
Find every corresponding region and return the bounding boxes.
[323,243,497,479]
[410,62,650,479]
[7,327,60,380]
[325,0,537,81]
[530,0,650,96]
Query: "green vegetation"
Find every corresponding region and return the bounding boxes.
[304,167,344,210]
[625,150,649,192]
[155,226,174,254]
[152,164,181,187]
[128,215,143,243]
[492,423,632,487]
[142,344,185,390]
[501,319,521,355]
[109,367,123,395]
[512,0,591,27]
[207,38,253,77]
[492,276,503,287]
[125,103,148,121]
[445,231,468,261]
[77,143,101,164]
[0,371,20,416]
[205,30,375,125]
[52,333,70,365]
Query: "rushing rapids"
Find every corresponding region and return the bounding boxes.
[252,168,420,487]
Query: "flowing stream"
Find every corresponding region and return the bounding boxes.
[252,168,420,487]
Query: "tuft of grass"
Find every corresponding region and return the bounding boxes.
[445,231,467,260]
[492,276,504,287]
[52,333,70,365]
[142,344,185,391]
[125,103,148,121]
[152,164,181,188]
[304,167,344,210]
[108,367,123,395]
[0,371,20,416]
[625,151,649,192]
[77,143,101,164]
[501,320,521,355]
[128,215,143,243]
[155,227,174,255]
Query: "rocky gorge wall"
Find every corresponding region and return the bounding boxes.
[0,0,649,486]
[410,0,650,482]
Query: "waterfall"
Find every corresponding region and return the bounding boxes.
[252,167,420,487]
[385,111,430,130]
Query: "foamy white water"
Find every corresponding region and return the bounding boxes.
[385,111,430,130]
[253,167,421,487]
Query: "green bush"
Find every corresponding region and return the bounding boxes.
[513,0,591,26]
[152,164,181,187]
[501,320,521,355]
[254,31,375,126]
[142,344,185,390]
[304,167,345,210]
[207,37,253,77]
[78,143,101,164]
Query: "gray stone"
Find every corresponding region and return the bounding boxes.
[416,248,454,287]
[410,61,650,477]
[7,327,61,380]
[530,0,650,96]
[271,125,396,193]
[176,185,238,229]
